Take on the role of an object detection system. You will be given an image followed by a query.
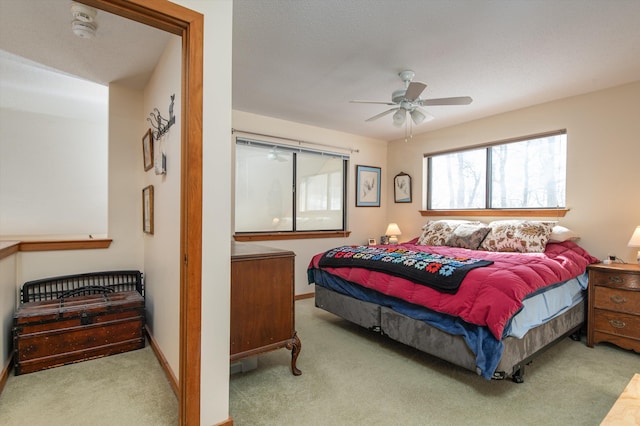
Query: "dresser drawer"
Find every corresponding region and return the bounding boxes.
[593,286,640,314]
[593,309,640,340]
[589,269,640,290]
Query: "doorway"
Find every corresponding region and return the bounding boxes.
[83,1,204,423]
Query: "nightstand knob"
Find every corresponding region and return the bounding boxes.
[610,295,627,304]
[608,275,624,284]
[609,319,626,329]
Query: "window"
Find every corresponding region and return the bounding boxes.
[426,131,566,210]
[235,139,348,234]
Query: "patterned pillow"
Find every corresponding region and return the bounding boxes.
[479,220,555,253]
[417,220,480,246]
[445,223,492,250]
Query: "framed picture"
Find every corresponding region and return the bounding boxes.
[394,172,412,203]
[142,129,154,171]
[368,238,377,245]
[142,185,154,234]
[356,165,381,207]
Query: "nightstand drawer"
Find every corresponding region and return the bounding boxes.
[589,270,640,290]
[593,309,640,340]
[593,286,640,314]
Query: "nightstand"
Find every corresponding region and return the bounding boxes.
[587,263,640,352]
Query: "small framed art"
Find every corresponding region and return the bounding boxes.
[394,172,412,203]
[142,129,154,171]
[142,185,154,234]
[356,165,381,207]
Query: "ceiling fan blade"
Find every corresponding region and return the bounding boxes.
[350,100,396,106]
[420,96,473,106]
[404,82,427,101]
[365,108,399,122]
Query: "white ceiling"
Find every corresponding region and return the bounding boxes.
[1,1,640,141]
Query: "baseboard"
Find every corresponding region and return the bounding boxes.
[295,292,315,300]
[0,352,12,395]
[145,325,179,397]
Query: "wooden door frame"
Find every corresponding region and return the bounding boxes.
[81,1,203,424]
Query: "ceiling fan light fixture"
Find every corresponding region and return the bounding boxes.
[393,109,406,127]
[410,109,426,125]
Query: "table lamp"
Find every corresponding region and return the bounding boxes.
[628,225,640,264]
[385,223,402,244]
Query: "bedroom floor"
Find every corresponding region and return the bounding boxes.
[229,297,639,426]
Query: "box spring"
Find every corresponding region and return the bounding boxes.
[314,284,584,381]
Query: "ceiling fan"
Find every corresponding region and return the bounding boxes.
[351,70,473,128]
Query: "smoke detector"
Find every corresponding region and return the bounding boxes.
[70,3,97,38]
[72,20,97,39]
[71,3,97,22]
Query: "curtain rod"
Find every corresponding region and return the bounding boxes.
[231,128,359,154]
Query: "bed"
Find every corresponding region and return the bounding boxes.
[307,220,599,382]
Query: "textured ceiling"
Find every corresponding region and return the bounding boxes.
[1,1,640,142]
[232,0,640,140]
[0,0,170,89]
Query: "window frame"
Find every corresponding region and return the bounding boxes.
[421,130,569,218]
[233,138,351,241]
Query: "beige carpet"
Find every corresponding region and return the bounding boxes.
[1,298,637,426]
[0,345,177,426]
[230,297,639,426]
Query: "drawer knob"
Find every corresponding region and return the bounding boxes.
[609,295,627,304]
[608,319,626,329]
[608,275,624,284]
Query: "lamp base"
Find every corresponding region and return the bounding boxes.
[388,235,398,244]
[637,250,640,265]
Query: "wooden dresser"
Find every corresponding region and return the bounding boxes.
[587,263,640,352]
[230,242,301,375]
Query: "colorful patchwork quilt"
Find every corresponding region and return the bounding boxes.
[318,245,493,294]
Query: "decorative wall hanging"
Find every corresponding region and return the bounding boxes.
[142,185,154,234]
[154,137,167,175]
[147,94,176,140]
[356,165,381,207]
[142,129,153,171]
[394,172,412,203]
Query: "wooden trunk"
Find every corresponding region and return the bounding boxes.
[13,291,145,375]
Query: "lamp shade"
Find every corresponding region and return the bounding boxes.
[628,226,640,247]
[385,223,402,244]
[410,108,426,125]
[385,223,402,236]
[392,109,406,127]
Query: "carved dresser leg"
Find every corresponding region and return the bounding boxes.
[286,332,302,376]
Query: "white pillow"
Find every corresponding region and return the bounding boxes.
[549,225,580,242]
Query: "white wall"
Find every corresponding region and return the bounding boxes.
[173,0,234,424]
[232,110,389,295]
[0,247,17,372]
[387,81,640,262]
[12,83,145,289]
[142,34,182,378]
[0,55,108,238]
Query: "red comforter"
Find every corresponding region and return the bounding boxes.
[309,241,598,339]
